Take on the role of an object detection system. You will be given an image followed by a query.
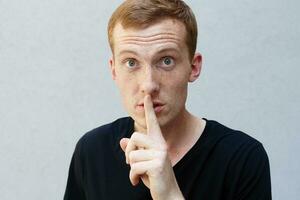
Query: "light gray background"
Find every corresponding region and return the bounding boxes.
[0,0,299,199]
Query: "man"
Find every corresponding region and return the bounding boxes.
[64,0,272,199]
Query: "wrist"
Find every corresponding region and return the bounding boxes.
[165,186,184,200]
[166,193,184,200]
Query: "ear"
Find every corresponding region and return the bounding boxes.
[189,53,202,82]
[109,57,117,80]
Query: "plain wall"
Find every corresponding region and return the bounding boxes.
[0,0,299,199]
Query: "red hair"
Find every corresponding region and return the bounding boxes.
[107,0,198,60]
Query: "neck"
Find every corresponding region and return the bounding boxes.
[160,108,201,150]
[134,107,203,150]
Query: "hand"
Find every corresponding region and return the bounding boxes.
[120,95,184,200]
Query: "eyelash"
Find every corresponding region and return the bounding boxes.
[123,58,138,68]
[121,56,176,70]
[158,56,175,69]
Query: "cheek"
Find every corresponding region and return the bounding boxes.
[162,71,189,105]
[116,75,138,103]
[163,69,189,91]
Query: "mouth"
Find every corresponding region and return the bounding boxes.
[136,102,165,113]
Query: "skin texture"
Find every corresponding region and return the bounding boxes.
[109,18,205,200]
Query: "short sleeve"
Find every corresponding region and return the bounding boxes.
[226,143,272,200]
[64,138,86,200]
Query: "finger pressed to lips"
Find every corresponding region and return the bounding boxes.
[125,96,166,163]
[136,103,165,114]
[144,95,162,135]
[122,96,167,185]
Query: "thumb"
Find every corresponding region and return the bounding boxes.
[120,138,129,152]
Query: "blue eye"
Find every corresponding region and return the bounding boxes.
[126,59,137,68]
[159,57,175,69]
[163,57,173,65]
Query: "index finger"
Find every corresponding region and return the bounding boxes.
[144,95,161,136]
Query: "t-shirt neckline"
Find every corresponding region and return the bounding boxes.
[172,118,210,170]
[125,117,211,170]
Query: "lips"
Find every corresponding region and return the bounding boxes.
[137,102,164,107]
[153,104,164,113]
[136,101,165,113]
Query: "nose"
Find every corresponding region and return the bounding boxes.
[140,66,160,95]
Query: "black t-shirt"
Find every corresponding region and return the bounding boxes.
[64,117,271,200]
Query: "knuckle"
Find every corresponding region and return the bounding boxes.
[129,151,135,162]
[125,147,131,159]
[131,132,139,140]
[129,169,135,180]
[126,140,134,152]
[130,163,137,172]
[125,144,130,154]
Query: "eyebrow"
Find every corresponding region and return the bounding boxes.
[156,47,181,55]
[117,50,138,58]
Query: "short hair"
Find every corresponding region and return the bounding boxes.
[108,0,198,61]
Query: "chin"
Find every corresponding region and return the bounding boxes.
[132,116,147,132]
[157,115,174,128]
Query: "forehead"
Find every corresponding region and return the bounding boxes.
[112,19,187,54]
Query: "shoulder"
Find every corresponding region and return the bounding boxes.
[75,117,134,153]
[204,120,272,197]
[201,118,270,170]
[203,119,263,154]
[200,119,272,198]
[204,119,270,172]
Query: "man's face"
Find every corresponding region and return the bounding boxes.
[110,18,201,130]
